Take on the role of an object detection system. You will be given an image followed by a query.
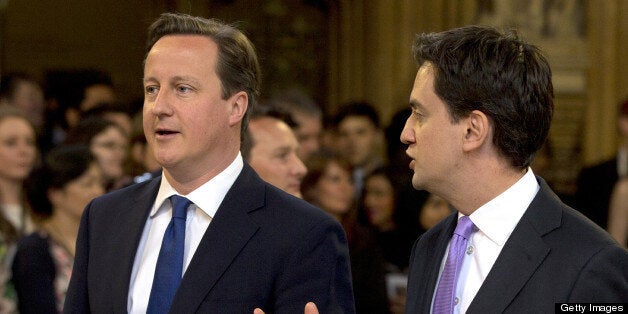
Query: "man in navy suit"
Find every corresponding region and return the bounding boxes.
[64,13,354,314]
[400,26,627,313]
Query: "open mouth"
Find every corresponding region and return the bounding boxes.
[156,129,177,135]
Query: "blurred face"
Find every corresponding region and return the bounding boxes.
[401,63,466,192]
[90,126,128,181]
[364,174,395,229]
[51,162,105,221]
[249,117,307,198]
[0,117,37,182]
[313,162,354,218]
[419,194,452,229]
[80,84,116,111]
[293,113,322,160]
[103,112,132,136]
[337,116,378,167]
[10,81,45,128]
[143,35,244,178]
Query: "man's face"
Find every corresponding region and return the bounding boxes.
[293,112,322,160]
[248,117,307,198]
[400,63,466,192]
[337,116,378,168]
[143,35,242,178]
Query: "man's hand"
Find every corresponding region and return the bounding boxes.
[254,302,319,314]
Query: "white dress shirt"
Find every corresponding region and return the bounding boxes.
[432,168,540,314]
[127,153,243,313]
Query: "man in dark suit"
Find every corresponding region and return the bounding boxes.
[64,13,354,314]
[399,26,628,313]
[574,99,628,229]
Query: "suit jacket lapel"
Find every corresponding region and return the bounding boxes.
[170,164,264,313]
[407,213,457,313]
[467,178,561,313]
[110,178,162,313]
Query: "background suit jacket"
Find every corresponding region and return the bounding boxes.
[405,177,628,314]
[574,157,619,229]
[64,164,355,314]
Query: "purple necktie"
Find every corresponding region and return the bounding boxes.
[432,216,475,313]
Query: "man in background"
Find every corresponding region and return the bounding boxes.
[242,106,307,198]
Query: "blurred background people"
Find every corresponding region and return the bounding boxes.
[63,116,130,191]
[0,107,39,313]
[242,106,307,198]
[360,165,415,314]
[360,166,413,273]
[0,106,38,237]
[333,101,385,199]
[608,178,628,248]
[81,101,134,137]
[127,111,161,184]
[575,99,628,229]
[40,69,117,154]
[0,72,46,136]
[383,107,431,258]
[13,144,104,313]
[269,89,323,161]
[418,194,454,233]
[302,150,389,314]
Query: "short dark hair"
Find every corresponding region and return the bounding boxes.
[413,25,554,168]
[26,144,95,217]
[64,116,124,146]
[241,105,297,160]
[269,89,322,119]
[333,101,381,129]
[145,13,261,135]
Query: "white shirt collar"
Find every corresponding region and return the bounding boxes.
[151,153,244,219]
[466,168,540,246]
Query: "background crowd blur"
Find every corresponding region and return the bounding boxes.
[0,1,627,313]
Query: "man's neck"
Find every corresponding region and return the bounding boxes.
[164,149,239,195]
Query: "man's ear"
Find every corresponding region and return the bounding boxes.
[228,91,248,127]
[462,110,490,152]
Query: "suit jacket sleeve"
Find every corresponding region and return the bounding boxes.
[63,200,92,314]
[268,216,355,314]
[12,233,57,314]
[569,243,628,302]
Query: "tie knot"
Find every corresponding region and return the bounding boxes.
[170,195,192,220]
[454,216,475,239]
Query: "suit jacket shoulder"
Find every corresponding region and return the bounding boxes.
[405,178,628,314]
[65,164,355,314]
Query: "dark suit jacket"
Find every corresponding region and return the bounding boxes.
[64,164,355,314]
[405,178,628,314]
[574,158,619,229]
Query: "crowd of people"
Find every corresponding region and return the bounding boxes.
[0,12,625,314]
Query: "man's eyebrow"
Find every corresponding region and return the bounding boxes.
[142,76,200,84]
[409,99,424,110]
[171,75,199,83]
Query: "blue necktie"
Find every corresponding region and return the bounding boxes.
[147,195,191,314]
[432,216,475,313]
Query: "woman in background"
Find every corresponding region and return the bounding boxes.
[64,116,129,191]
[12,144,104,313]
[0,106,39,313]
[302,150,390,314]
